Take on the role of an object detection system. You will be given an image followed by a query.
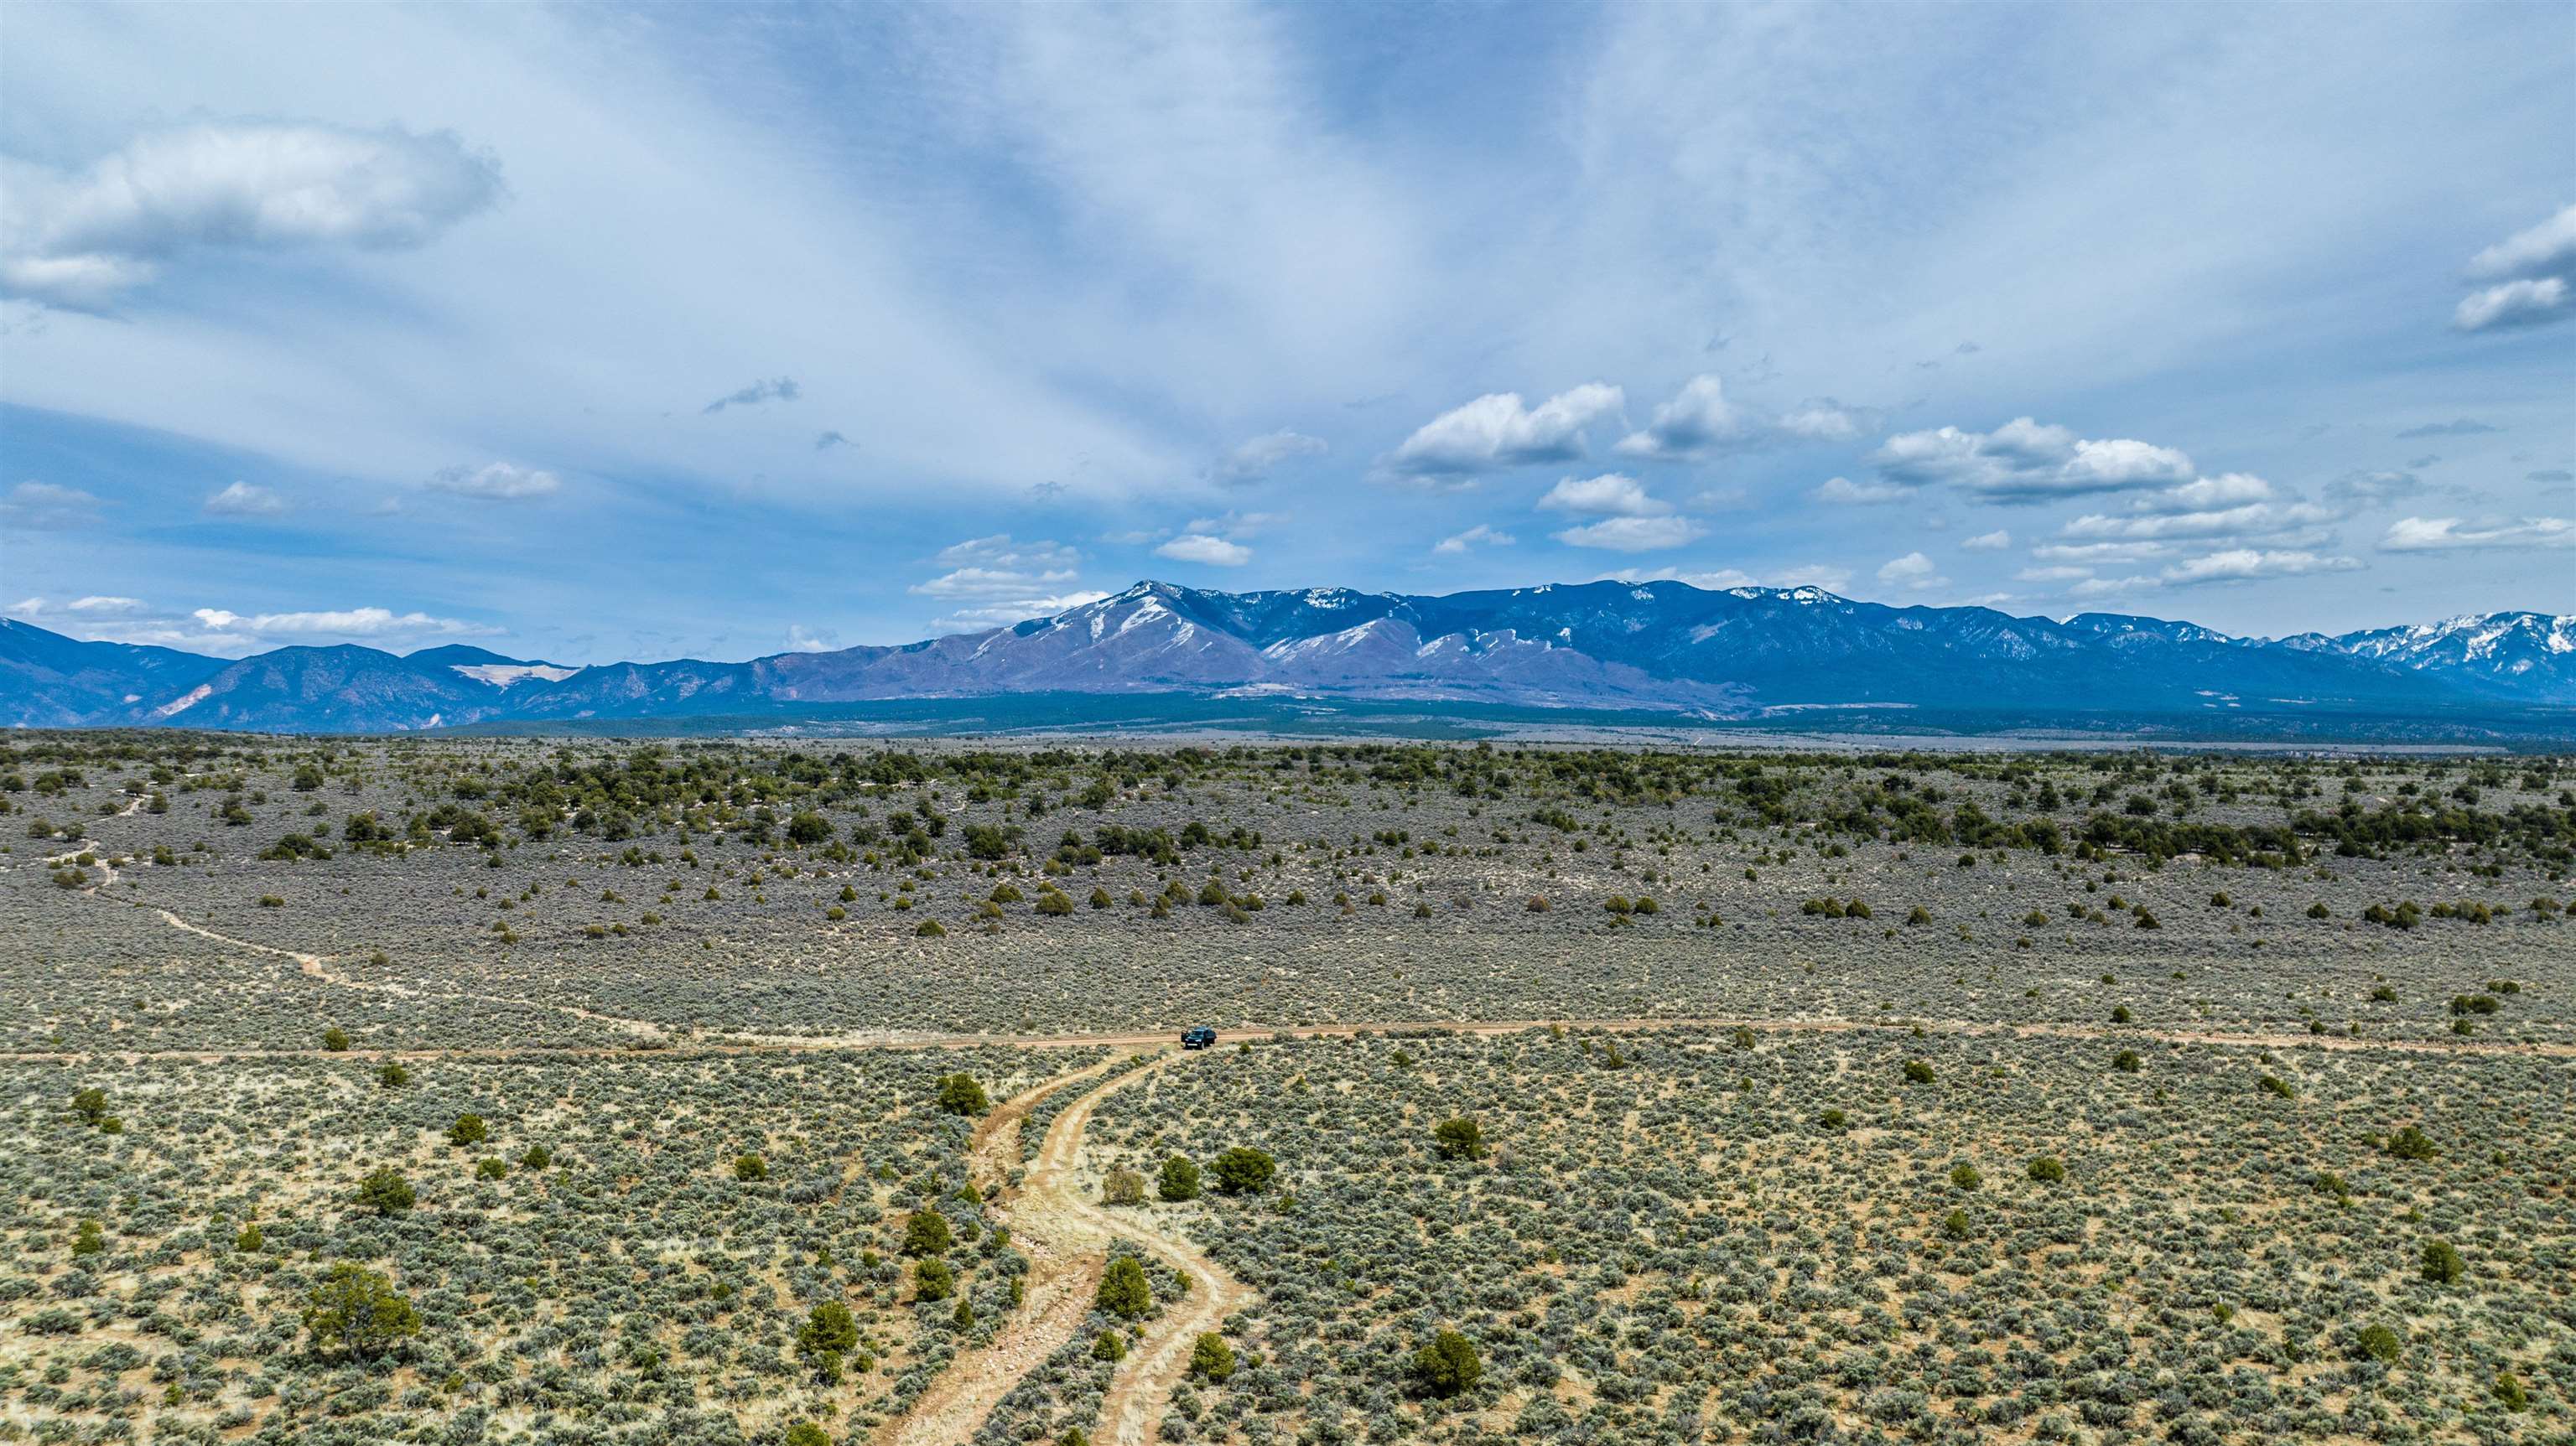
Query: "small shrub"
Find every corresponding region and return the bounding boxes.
[1411,1328,1483,1398]
[1189,1331,1236,1381]
[2494,1371,2531,1411]
[301,1263,421,1360]
[914,1257,953,1300]
[2385,1126,2438,1161]
[1212,1145,1275,1195]
[1432,1117,1485,1160]
[356,1168,415,1216]
[1098,1256,1153,1319]
[935,1073,990,1115]
[902,1210,952,1257]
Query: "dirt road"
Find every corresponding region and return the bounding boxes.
[875,1050,1250,1446]
[879,1057,1115,1446]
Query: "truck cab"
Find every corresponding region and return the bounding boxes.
[1180,1026,1218,1050]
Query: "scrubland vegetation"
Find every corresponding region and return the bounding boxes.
[0,732,2567,1442]
[1076,1026,2571,1443]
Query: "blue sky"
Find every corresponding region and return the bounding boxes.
[2,2,2569,663]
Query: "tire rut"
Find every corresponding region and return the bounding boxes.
[875,1050,1251,1446]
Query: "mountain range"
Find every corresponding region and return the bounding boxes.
[4,581,2571,735]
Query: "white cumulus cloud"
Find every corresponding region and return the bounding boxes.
[1875,551,1945,591]
[1384,383,1623,479]
[1869,417,2194,500]
[1615,375,1865,459]
[1154,533,1252,566]
[1,120,504,310]
[1613,374,1754,459]
[2454,204,2576,332]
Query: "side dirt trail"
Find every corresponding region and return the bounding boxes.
[21,859,2572,1063]
[877,1051,1251,1446]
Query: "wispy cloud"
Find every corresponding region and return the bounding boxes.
[702,376,800,413]
[427,462,559,500]
[1432,523,1514,556]
[1206,429,1326,485]
[1551,515,1706,552]
[911,535,1103,632]
[0,481,105,530]
[2393,417,2498,438]
[202,481,284,517]
[2378,516,2573,552]
[1537,474,1670,516]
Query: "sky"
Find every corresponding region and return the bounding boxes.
[2,2,2570,665]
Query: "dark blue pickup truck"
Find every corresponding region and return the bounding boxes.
[1180,1026,1218,1050]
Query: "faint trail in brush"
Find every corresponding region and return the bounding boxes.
[14,864,2570,1064]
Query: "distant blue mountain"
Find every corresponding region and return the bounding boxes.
[4,583,2569,733]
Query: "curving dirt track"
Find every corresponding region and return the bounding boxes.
[879,1056,1116,1446]
[876,1050,1250,1446]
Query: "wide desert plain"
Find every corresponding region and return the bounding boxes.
[2,733,2568,1445]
